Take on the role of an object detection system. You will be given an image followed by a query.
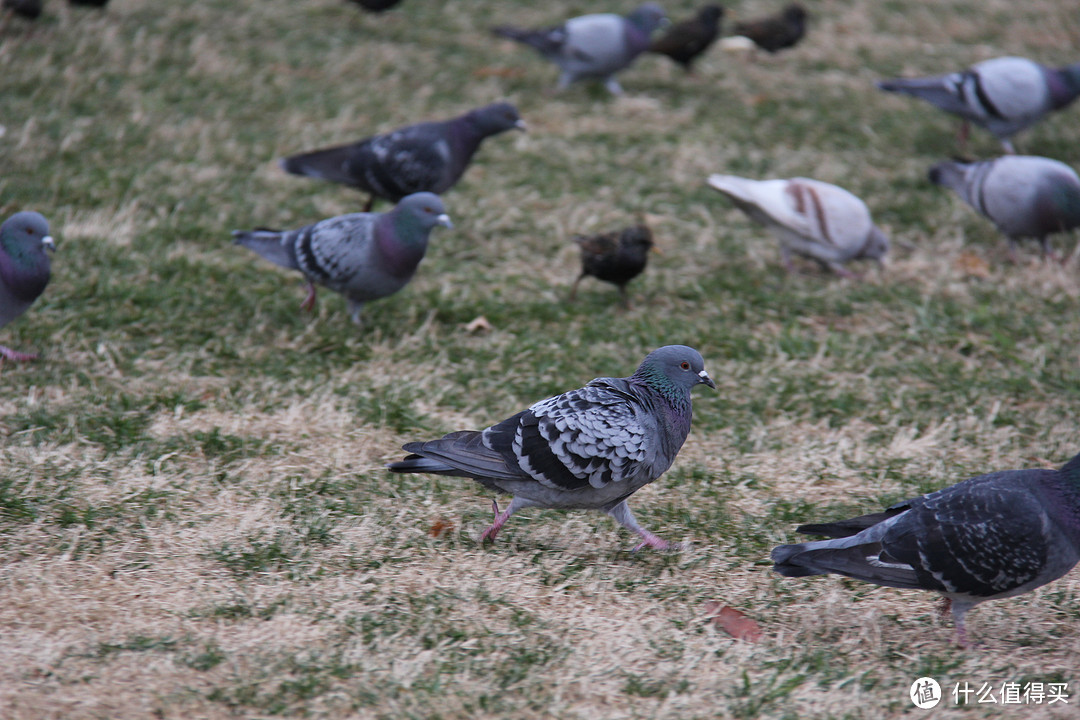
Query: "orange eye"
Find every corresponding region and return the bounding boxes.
[680,361,690,370]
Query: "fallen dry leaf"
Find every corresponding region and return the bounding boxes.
[954,251,990,278]
[429,519,454,538]
[704,601,763,642]
[464,316,493,334]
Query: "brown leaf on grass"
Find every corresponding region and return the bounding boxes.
[954,252,990,278]
[703,601,763,642]
[464,316,493,334]
[429,519,454,537]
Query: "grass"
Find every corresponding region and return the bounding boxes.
[2,0,1079,717]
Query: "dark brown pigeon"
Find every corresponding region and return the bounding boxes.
[649,4,725,73]
[732,3,807,54]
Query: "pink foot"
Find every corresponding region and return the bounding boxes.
[631,531,679,552]
[0,345,39,362]
[300,282,318,312]
[479,499,511,543]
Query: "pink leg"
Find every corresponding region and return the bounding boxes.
[607,500,679,552]
[0,345,39,362]
[631,529,675,552]
[300,281,317,311]
[479,498,516,542]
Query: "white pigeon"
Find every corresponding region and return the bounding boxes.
[706,174,889,276]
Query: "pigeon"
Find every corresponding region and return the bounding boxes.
[0,211,54,362]
[929,155,1080,262]
[877,57,1080,154]
[232,192,452,326]
[348,0,401,11]
[491,3,666,95]
[570,223,657,307]
[706,174,889,276]
[731,3,807,55]
[387,345,716,550]
[280,102,525,211]
[772,451,1080,646]
[648,4,724,73]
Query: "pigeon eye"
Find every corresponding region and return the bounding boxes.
[680,361,690,370]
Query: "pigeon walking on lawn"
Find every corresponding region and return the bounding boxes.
[388,345,715,550]
[570,223,657,307]
[280,102,524,211]
[232,192,452,326]
[648,4,724,74]
[0,211,54,362]
[929,155,1080,262]
[772,451,1080,646]
[491,3,666,95]
[877,57,1080,154]
[731,3,807,55]
[707,174,889,276]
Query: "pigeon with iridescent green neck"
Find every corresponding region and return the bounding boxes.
[232,192,452,326]
[1,211,54,362]
[388,345,715,550]
[773,451,1080,646]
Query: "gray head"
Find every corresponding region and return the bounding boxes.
[633,345,716,394]
[467,102,526,136]
[1,211,54,267]
[392,192,453,233]
[861,226,890,262]
[927,160,971,192]
[627,3,667,34]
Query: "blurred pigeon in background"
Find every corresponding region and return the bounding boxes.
[0,211,54,362]
[1,0,41,24]
[347,0,402,11]
[388,345,715,550]
[707,174,889,276]
[570,223,657,307]
[68,0,111,7]
[773,451,1080,646]
[877,57,1080,154]
[929,155,1080,262]
[280,102,524,211]
[731,3,807,55]
[492,3,666,95]
[232,192,452,326]
[648,4,724,73]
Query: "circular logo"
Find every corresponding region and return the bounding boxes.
[910,677,942,709]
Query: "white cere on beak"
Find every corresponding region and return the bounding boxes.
[515,119,528,131]
[436,214,453,229]
[42,236,55,250]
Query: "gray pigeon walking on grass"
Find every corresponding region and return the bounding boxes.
[232,192,452,326]
[877,56,1080,153]
[280,103,524,211]
[929,155,1080,262]
[0,211,54,362]
[492,3,666,95]
[707,174,889,276]
[772,451,1080,646]
[388,345,715,550]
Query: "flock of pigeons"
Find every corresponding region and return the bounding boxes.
[2,1,1080,647]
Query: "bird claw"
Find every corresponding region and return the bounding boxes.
[630,535,685,552]
[0,345,39,363]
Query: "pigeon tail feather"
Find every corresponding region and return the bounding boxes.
[231,229,298,270]
[280,147,359,187]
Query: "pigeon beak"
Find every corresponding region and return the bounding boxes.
[42,235,55,251]
[514,119,528,132]
[436,214,453,229]
[698,370,716,389]
[650,244,663,255]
